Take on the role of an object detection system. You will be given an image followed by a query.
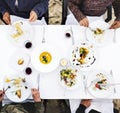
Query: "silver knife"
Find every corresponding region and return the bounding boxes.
[70,26,75,45]
[37,74,40,91]
[110,70,116,93]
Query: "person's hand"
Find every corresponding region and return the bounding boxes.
[80,99,91,108]
[110,21,120,29]
[3,12,11,24]
[79,17,89,27]
[31,88,41,102]
[0,90,4,102]
[29,11,38,22]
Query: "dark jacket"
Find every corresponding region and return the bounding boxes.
[0,0,48,19]
[76,104,101,113]
[0,101,44,113]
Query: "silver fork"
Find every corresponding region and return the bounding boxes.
[110,70,116,93]
[42,26,45,43]
[113,29,116,43]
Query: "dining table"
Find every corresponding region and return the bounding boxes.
[0,23,120,113]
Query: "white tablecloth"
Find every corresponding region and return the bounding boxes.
[0,25,120,100]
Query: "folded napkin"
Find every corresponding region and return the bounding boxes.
[10,15,46,25]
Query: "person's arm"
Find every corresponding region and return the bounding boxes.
[34,100,44,113]
[76,104,86,113]
[0,1,7,15]
[110,0,120,29]
[32,0,48,18]
[76,100,91,113]
[68,0,86,22]
[31,88,44,113]
[0,90,4,111]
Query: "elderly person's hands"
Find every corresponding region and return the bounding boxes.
[29,11,38,22]
[31,88,41,102]
[79,17,89,27]
[3,12,11,24]
[80,99,91,108]
[110,21,120,29]
[0,90,4,102]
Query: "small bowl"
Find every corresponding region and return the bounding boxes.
[65,29,72,38]
[24,40,32,49]
[60,58,68,67]
[24,67,32,75]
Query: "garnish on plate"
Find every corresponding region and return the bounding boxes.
[39,51,52,64]
[18,58,24,65]
[60,69,77,87]
[93,73,108,90]
[11,22,24,38]
[15,89,21,98]
[77,47,89,64]
[93,28,104,35]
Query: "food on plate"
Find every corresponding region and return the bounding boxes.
[18,58,24,65]
[77,47,89,64]
[11,22,24,38]
[93,28,104,35]
[5,78,11,83]
[13,77,25,85]
[39,51,52,64]
[60,58,68,66]
[71,44,96,68]
[15,89,21,98]
[60,69,77,87]
[93,73,108,90]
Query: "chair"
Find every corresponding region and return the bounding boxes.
[61,0,68,25]
[61,0,112,24]
[105,5,112,22]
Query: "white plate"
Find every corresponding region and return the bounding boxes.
[59,66,81,90]
[8,20,34,47]
[87,70,113,98]
[69,42,98,71]
[86,20,111,47]
[4,74,31,102]
[89,20,110,30]
[31,44,60,73]
[9,50,30,71]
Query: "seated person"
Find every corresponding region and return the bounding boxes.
[0,88,44,113]
[68,0,120,29]
[76,99,100,113]
[0,0,48,24]
[75,99,119,113]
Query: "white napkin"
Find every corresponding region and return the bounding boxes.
[115,27,120,43]
[10,15,47,25]
[86,99,113,113]
[69,99,113,113]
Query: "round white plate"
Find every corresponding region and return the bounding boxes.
[89,20,110,30]
[9,50,30,71]
[31,44,60,73]
[87,70,113,98]
[8,20,34,47]
[86,20,111,47]
[69,42,98,71]
[4,74,31,102]
[59,66,81,90]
